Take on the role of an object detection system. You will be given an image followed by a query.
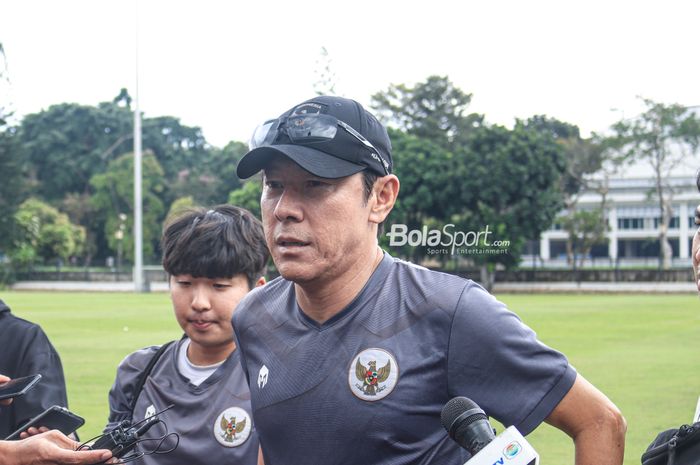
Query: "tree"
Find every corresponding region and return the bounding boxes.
[456,122,567,288]
[524,115,608,268]
[228,180,262,220]
[89,151,166,263]
[606,98,700,269]
[380,128,458,262]
[555,209,607,271]
[372,77,565,288]
[0,43,26,253]
[166,196,196,224]
[371,75,483,148]
[16,91,225,263]
[176,140,247,205]
[11,198,85,269]
[19,102,134,200]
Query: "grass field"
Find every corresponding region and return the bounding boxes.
[2,291,699,464]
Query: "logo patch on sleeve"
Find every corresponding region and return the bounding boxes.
[214,407,252,447]
[257,364,269,389]
[144,404,156,420]
[348,348,399,401]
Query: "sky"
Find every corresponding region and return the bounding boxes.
[1,0,699,149]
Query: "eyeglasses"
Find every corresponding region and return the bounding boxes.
[249,114,390,175]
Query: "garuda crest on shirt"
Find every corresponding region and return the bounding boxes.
[348,348,399,402]
[213,406,252,448]
[355,358,391,396]
[220,415,246,442]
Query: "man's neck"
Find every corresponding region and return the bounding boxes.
[295,247,384,324]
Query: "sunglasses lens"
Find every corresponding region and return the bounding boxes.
[249,120,277,150]
[285,115,338,142]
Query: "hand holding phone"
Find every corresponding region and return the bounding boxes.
[5,405,85,441]
[0,374,42,402]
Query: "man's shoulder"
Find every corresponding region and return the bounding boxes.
[386,255,474,294]
[233,276,293,324]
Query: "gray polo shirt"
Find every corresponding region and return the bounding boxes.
[105,338,258,465]
[233,253,576,465]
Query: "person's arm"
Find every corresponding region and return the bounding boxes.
[12,325,69,432]
[0,430,112,465]
[545,373,626,465]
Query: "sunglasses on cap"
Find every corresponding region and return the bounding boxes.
[248,113,391,176]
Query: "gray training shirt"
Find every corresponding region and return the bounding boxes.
[105,338,259,465]
[233,252,577,465]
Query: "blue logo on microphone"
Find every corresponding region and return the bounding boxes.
[504,441,522,459]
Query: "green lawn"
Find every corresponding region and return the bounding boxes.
[2,291,699,464]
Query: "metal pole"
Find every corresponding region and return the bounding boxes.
[133,0,144,292]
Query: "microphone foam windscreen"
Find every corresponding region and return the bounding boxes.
[440,396,487,434]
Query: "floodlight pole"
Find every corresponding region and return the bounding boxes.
[133,1,145,292]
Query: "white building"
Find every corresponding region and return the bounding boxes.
[532,149,700,268]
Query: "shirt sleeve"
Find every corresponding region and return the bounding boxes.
[11,325,68,430]
[104,347,158,433]
[447,282,577,435]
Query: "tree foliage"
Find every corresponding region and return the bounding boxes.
[371,75,483,147]
[0,44,25,253]
[524,115,608,267]
[12,198,85,269]
[89,151,165,262]
[456,122,566,269]
[605,98,700,269]
[373,77,566,286]
[7,90,241,266]
[229,180,262,220]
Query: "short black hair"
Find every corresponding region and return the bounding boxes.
[161,205,269,289]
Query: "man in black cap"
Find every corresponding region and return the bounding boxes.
[232,96,626,465]
[0,299,70,439]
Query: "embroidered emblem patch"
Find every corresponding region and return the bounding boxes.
[214,406,252,447]
[258,364,269,389]
[144,404,156,420]
[348,348,399,401]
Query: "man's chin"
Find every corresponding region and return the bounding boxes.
[276,264,318,284]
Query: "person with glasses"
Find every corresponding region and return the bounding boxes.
[232,96,626,465]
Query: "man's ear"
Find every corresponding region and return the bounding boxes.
[369,174,400,225]
[254,276,266,288]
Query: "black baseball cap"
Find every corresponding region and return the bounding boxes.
[236,96,393,179]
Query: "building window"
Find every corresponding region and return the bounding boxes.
[618,218,644,230]
[653,217,680,229]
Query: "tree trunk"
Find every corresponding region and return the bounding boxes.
[479,264,495,292]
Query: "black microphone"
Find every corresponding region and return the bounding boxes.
[440,396,495,456]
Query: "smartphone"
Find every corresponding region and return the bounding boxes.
[5,405,85,440]
[0,374,42,401]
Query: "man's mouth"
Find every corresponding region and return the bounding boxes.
[277,237,310,247]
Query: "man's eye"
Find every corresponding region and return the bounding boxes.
[177,281,191,286]
[265,181,282,189]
